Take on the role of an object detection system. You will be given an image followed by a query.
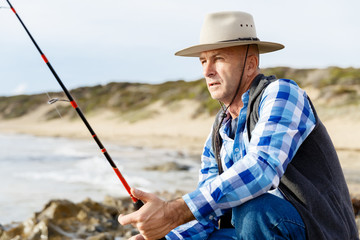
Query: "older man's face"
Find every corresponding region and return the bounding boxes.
[199,46,246,105]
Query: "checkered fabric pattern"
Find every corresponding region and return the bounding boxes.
[166,79,316,240]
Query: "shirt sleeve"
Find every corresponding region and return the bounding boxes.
[182,79,317,225]
[197,131,220,188]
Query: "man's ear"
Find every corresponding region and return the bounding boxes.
[246,55,259,76]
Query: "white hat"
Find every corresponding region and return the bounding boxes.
[175,11,284,57]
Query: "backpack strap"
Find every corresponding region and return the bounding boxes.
[246,75,277,140]
[211,110,226,174]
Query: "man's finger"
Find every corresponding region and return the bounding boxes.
[128,234,145,240]
[131,188,157,203]
[118,212,137,226]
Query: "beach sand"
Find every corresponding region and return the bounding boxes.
[1,99,360,195]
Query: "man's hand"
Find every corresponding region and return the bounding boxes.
[118,188,195,240]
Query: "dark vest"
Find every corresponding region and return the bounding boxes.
[213,74,359,239]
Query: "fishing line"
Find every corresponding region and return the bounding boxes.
[6,0,146,210]
[45,92,65,118]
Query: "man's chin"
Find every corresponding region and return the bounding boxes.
[211,95,225,104]
[210,94,220,101]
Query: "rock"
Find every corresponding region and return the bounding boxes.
[103,195,132,212]
[37,199,79,221]
[0,223,24,240]
[77,209,89,221]
[0,196,137,240]
[145,161,190,172]
[352,197,360,238]
[352,197,360,216]
[157,190,186,201]
[0,235,22,240]
[123,226,140,239]
[86,232,113,240]
[0,191,189,240]
[27,220,48,240]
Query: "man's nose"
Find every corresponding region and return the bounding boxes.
[203,62,215,78]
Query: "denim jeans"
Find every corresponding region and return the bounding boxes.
[207,193,306,240]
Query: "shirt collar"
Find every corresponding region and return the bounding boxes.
[220,90,250,137]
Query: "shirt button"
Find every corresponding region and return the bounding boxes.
[235,148,240,152]
[209,215,214,220]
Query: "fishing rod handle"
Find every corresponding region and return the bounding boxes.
[133,199,144,210]
[132,200,167,240]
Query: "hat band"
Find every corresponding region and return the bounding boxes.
[220,37,260,43]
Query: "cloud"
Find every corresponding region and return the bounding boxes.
[12,83,28,95]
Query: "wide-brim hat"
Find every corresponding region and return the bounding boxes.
[175,11,284,57]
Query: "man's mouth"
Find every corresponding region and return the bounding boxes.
[209,82,220,87]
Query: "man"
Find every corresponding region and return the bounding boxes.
[119,11,358,239]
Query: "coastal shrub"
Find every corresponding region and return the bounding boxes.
[1,67,360,120]
[318,67,360,88]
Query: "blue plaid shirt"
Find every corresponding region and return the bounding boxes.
[166,79,316,240]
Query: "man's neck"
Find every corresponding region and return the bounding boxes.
[227,72,261,119]
[228,103,243,119]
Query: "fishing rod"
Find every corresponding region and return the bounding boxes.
[5,0,146,210]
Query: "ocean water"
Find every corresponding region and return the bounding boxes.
[0,133,200,224]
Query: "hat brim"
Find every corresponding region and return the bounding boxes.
[175,40,284,57]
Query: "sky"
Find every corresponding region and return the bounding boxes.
[0,0,359,96]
